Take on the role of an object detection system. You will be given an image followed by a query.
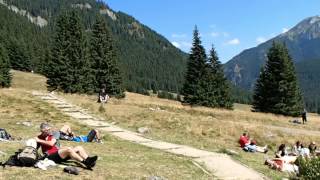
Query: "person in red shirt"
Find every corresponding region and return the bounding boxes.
[239,132,268,153]
[36,123,98,169]
[239,132,250,148]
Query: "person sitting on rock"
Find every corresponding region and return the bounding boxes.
[36,123,98,169]
[59,125,103,143]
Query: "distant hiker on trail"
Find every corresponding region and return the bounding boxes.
[36,123,98,169]
[98,84,109,104]
[59,125,103,143]
[302,109,307,124]
[238,132,268,153]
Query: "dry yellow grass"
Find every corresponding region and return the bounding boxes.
[5,70,320,179]
[0,73,211,180]
[59,90,320,179]
[10,70,47,91]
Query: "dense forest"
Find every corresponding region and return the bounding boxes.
[0,0,187,94]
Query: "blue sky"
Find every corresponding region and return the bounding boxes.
[105,0,320,63]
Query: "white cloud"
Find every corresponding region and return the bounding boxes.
[171,41,192,49]
[282,27,289,33]
[171,41,180,48]
[225,38,240,45]
[210,32,219,37]
[171,33,187,38]
[256,37,267,44]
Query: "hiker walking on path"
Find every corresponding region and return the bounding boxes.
[36,123,98,169]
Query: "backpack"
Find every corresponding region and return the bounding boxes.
[0,128,11,140]
[17,146,39,167]
[0,147,39,168]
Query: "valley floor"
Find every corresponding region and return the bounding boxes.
[2,71,320,179]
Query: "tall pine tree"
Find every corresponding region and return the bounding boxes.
[7,40,32,72]
[202,46,233,108]
[47,12,70,92]
[0,43,11,88]
[182,26,207,104]
[90,16,124,98]
[252,42,303,116]
[47,11,93,93]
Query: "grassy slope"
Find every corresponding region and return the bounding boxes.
[60,84,320,179]
[0,71,211,179]
[5,71,320,179]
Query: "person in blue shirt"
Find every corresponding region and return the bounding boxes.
[59,125,103,143]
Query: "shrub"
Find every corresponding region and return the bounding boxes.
[295,156,320,179]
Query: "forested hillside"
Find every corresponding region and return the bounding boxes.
[0,0,187,93]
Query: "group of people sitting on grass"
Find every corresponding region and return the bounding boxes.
[36,123,99,169]
[2,122,103,172]
[265,141,319,171]
[238,132,319,173]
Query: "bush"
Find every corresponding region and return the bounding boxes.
[157,91,175,100]
[295,156,320,179]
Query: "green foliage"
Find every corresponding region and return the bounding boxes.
[0,5,48,73]
[202,46,233,109]
[47,11,93,93]
[0,43,11,88]
[157,91,175,100]
[295,156,320,179]
[1,0,187,95]
[182,27,233,109]
[252,42,304,116]
[90,16,124,98]
[231,85,253,104]
[182,26,207,104]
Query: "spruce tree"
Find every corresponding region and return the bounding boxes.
[66,11,93,93]
[202,46,233,108]
[47,12,70,92]
[90,16,124,98]
[252,42,303,116]
[7,40,32,72]
[47,11,93,93]
[182,26,207,104]
[0,43,11,88]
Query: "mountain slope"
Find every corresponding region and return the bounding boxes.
[0,0,187,93]
[224,16,320,112]
[225,16,320,89]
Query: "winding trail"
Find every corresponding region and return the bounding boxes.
[33,92,266,180]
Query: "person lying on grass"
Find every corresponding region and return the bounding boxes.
[239,132,268,153]
[265,143,298,172]
[59,125,103,143]
[35,123,98,169]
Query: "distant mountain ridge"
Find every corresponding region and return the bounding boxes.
[224,16,320,112]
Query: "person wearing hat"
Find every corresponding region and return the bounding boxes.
[36,123,98,169]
